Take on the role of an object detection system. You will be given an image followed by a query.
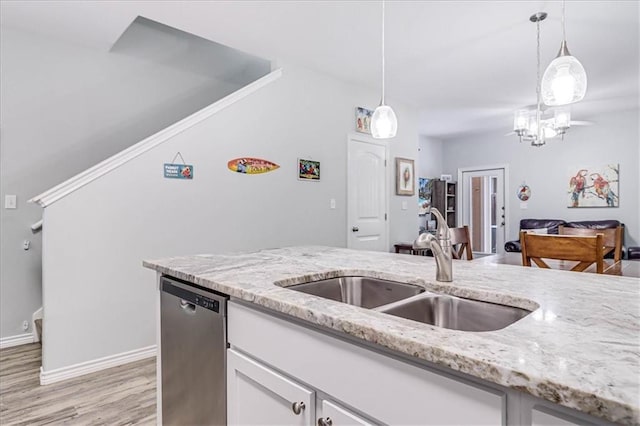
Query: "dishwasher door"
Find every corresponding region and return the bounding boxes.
[161,277,227,426]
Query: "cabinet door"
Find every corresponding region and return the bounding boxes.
[227,349,314,426]
[318,399,373,426]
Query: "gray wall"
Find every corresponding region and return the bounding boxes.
[418,136,444,178]
[41,62,418,372]
[440,108,640,247]
[0,24,269,340]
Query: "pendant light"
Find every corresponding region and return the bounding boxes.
[371,0,398,139]
[541,0,587,106]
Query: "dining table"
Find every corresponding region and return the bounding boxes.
[472,252,640,278]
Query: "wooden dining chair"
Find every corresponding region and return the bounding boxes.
[558,225,623,262]
[520,231,604,273]
[449,225,473,260]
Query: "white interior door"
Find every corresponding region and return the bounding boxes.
[347,137,388,251]
[459,167,506,254]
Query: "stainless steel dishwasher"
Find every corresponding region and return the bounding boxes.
[160,276,228,426]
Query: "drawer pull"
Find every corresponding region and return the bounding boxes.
[292,401,306,415]
[318,417,333,426]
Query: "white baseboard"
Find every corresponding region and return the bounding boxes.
[40,345,157,385]
[0,333,36,349]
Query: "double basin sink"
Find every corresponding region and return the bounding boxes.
[287,276,531,332]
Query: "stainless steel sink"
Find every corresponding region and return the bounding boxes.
[287,276,425,309]
[378,293,531,332]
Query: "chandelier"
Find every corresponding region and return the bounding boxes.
[514,12,572,147]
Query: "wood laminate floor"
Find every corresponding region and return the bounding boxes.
[0,343,156,425]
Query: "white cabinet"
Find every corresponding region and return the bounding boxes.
[318,399,372,426]
[228,301,505,426]
[227,349,314,426]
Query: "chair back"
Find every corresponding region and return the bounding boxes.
[558,225,623,262]
[520,231,604,273]
[449,226,473,260]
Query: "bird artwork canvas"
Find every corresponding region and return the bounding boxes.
[567,164,619,208]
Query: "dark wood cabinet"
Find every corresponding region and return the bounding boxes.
[431,180,457,228]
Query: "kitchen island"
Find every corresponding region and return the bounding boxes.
[144,246,639,425]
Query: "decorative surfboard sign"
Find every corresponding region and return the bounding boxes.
[228,158,279,175]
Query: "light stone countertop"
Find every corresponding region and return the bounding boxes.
[143,246,640,425]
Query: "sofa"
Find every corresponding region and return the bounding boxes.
[505,218,626,259]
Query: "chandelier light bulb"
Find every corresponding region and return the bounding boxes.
[371,104,398,139]
[542,53,587,106]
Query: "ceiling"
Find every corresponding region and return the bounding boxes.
[2,1,638,139]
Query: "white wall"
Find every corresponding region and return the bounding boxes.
[41,63,418,372]
[0,25,269,340]
[441,109,640,247]
[418,136,444,178]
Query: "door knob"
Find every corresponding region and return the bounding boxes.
[318,417,333,426]
[352,227,359,232]
[291,401,305,415]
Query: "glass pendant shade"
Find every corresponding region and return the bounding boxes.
[541,45,587,106]
[553,107,571,131]
[371,104,398,139]
[514,110,529,133]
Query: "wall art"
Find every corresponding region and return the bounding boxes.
[228,157,280,175]
[418,177,434,215]
[298,158,320,181]
[355,107,373,135]
[164,152,193,179]
[396,157,415,196]
[517,183,531,201]
[568,164,619,208]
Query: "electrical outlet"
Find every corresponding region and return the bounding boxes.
[22,320,29,331]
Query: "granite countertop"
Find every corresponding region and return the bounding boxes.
[143,246,640,425]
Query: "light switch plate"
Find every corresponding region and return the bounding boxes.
[401,201,408,210]
[330,199,336,209]
[5,195,17,209]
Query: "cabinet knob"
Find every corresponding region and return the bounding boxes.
[318,417,333,426]
[291,401,306,415]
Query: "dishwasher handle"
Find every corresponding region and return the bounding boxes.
[180,299,197,314]
[161,278,225,314]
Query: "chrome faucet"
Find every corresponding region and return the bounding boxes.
[413,208,453,282]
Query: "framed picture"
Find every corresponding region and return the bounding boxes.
[355,107,373,134]
[568,164,619,207]
[298,158,320,181]
[396,158,415,196]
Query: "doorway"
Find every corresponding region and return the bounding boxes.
[458,166,507,255]
[347,135,389,251]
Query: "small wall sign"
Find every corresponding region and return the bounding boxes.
[228,157,279,175]
[298,158,320,181]
[164,152,193,179]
